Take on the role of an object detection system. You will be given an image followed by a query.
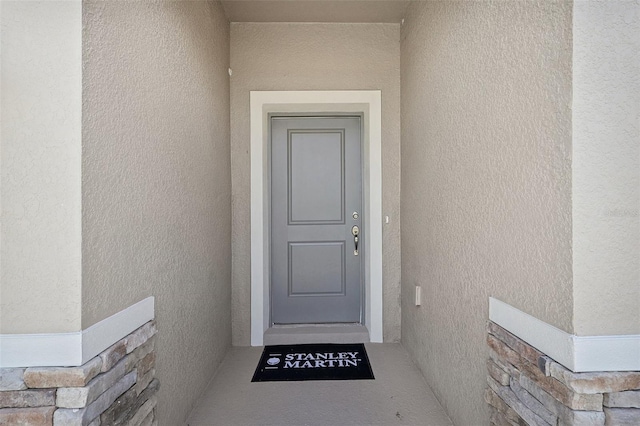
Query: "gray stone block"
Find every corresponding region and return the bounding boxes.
[54,408,85,426]
[487,376,552,426]
[556,411,606,426]
[125,336,156,373]
[25,357,102,388]
[488,322,545,366]
[519,375,605,426]
[104,377,159,425]
[0,389,56,408]
[53,370,136,426]
[518,361,603,411]
[549,362,640,394]
[137,352,155,377]
[99,340,127,373]
[134,368,155,396]
[100,385,137,425]
[604,407,640,425]
[128,396,156,426]
[0,406,55,425]
[125,322,156,354]
[510,376,556,425]
[489,349,521,378]
[0,368,27,391]
[537,356,553,377]
[138,410,154,426]
[489,405,521,426]
[488,360,510,386]
[57,358,128,408]
[486,388,525,425]
[604,390,640,408]
[488,335,523,368]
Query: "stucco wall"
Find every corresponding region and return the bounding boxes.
[0,1,82,334]
[400,2,573,425]
[82,2,231,424]
[572,0,640,336]
[229,23,401,345]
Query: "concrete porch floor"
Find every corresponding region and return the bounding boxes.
[187,343,453,426]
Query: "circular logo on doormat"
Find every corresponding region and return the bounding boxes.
[267,357,281,366]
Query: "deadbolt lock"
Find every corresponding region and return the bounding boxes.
[352,211,359,220]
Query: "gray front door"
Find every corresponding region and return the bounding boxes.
[271,116,363,324]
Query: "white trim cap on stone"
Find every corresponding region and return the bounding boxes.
[0,297,155,368]
[489,297,640,373]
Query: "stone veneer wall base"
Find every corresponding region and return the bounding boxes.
[486,321,640,426]
[0,321,159,426]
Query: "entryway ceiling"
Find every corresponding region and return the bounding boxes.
[221,0,410,23]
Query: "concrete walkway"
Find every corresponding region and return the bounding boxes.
[187,344,453,426]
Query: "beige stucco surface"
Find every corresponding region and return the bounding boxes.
[82,2,231,424]
[0,1,82,333]
[230,23,401,345]
[572,0,640,336]
[400,2,573,425]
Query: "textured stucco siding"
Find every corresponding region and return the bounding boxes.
[572,0,640,336]
[230,23,401,345]
[82,2,231,424]
[0,1,82,333]
[400,2,573,425]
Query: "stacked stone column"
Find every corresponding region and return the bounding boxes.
[0,321,159,425]
[486,321,640,425]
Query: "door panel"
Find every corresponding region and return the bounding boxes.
[271,116,362,324]
[289,242,345,296]
[289,131,344,224]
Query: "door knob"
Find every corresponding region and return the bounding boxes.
[351,225,359,256]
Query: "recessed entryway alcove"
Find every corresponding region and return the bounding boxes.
[5,2,637,425]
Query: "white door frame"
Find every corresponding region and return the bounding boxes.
[250,90,383,346]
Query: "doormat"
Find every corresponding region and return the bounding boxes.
[252,343,375,382]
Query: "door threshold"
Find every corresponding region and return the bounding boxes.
[264,324,370,346]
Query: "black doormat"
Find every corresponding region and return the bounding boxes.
[252,343,375,382]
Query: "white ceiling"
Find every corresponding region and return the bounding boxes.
[221,0,410,23]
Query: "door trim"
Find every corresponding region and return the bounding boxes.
[250,91,383,346]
